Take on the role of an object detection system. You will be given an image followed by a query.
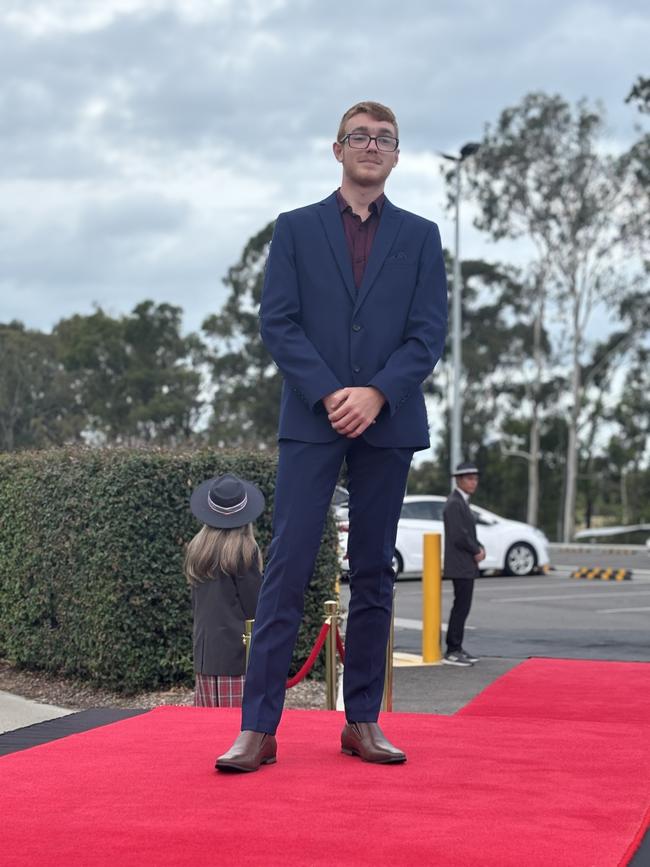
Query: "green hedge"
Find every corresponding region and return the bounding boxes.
[0,447,339,692]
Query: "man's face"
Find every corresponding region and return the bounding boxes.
[457,474,479,495]
[332,112,399,188]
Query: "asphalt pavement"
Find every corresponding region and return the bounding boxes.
[386,567,650,662]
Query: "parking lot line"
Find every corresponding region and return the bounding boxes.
[596,606,650,614]
[394,617,426,630]
[394,617,475,632]
[489,590,650,604]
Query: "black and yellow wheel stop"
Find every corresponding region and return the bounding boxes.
[571,567,632,581]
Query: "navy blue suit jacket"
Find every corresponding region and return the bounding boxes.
[259,192,448,450]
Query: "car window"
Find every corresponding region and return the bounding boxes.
[401,501,443,521]
[429,502,444,520]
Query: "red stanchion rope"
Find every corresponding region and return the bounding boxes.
[285,622,330,689]
[336,627,345,662]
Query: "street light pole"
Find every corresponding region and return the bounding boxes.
[451,160,462,479]
[440,142,480,481]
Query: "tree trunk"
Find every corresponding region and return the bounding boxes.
[527,406,540,526]
[621,468,629,525]
[562,327,581,542]
[526,282,544,527]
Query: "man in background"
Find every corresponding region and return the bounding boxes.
[443,461,485,666]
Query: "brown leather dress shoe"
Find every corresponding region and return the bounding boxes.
[341,722,406,764]
[215,730,277,773]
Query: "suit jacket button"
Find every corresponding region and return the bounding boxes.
[352,324,361,332]
[353,365,361,373]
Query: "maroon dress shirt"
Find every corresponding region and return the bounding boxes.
[336,189,385,291]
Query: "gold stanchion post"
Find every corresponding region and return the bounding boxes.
[382,584,396,712]
[243,619,254,672]
[422,533,442,663]
[324,600,338,710]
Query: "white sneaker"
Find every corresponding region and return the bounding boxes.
[443,651,473,667]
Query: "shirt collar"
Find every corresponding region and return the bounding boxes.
[455,486,470,503]
[335,188,385,216]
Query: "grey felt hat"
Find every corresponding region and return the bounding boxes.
[452,461,480,477]
[189,473,265,529]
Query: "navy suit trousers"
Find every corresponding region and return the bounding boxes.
[241,437,413,734]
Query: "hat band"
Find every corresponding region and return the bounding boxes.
[207,491,248,516]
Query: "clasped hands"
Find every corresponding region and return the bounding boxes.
[323,387,385,439]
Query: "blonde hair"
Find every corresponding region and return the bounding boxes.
[184,523,262,585]
[337,101,399,143]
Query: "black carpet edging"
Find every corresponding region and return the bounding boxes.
[0,708,148,756]
[630,828,650,866]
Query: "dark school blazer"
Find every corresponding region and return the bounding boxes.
[443,489,483,579]
[191,565,262,677]
[259,192,448,450]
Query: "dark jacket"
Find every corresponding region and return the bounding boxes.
[191,565,262,676]
[443,489,483,579]
[259,193,448,450]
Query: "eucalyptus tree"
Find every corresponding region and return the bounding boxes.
[0,321,81,451]
[624,77,650,263]
[421,255,557,527]
[55,302,203,444]
[202,222,281,447]
[461,92,641,540]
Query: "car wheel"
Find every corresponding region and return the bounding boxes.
[505,542,536,576]
[392,551,403,577]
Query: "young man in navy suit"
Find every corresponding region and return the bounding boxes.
[217,101,448,772]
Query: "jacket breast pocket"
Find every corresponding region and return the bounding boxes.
[384,255,416,267]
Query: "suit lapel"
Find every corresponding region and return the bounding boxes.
[317,193,356,302]
[355,198,403,311]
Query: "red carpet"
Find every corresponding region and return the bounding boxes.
[1,694,649,866]
[459,658,650,725]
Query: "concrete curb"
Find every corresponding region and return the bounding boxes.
[549,543,649,556]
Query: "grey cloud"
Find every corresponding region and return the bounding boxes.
[79,193,192,239]
[1,0,648,337]
[0,138,111,180]
[2,1,647,174]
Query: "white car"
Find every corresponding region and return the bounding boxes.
[337,494,550,578]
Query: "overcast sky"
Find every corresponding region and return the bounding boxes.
[1,0,648,335]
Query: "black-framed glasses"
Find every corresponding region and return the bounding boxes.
[339,133,399,153]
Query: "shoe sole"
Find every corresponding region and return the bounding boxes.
[215,756,277,773]
[341,747,406,764]
[443,659,473,667]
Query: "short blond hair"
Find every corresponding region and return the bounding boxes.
[337,101,399,142]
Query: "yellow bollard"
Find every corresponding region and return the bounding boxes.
[324,600,338,710]
[422,533,443,663]
[243,619,255,672]
[382,584,396,712]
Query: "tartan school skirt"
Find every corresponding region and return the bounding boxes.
[194,673,246,707]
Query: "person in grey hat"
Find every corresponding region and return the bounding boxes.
[184,473,267,716]
[442,461,485,666]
